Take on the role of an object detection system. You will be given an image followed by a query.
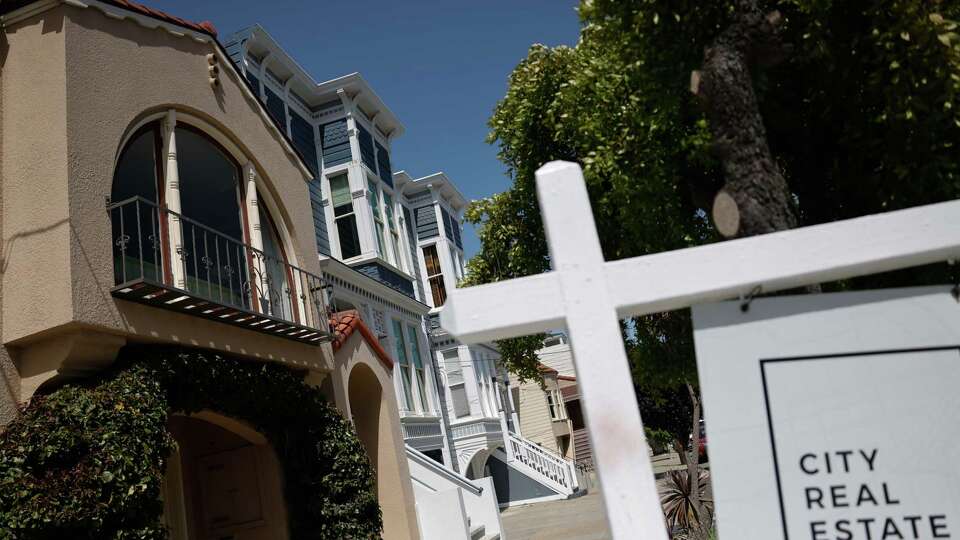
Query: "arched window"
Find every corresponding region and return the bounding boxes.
[111,123,162,285]
[111,120,250,309]
[257,200,295,321]
[174,125,248,307]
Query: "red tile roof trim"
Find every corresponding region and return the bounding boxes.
[329,310,394,371]
[537,363,558,375]
[557,375,577,382]
[104,0,217,37]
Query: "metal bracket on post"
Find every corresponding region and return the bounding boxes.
[739,284,763,313]
[949,259,960,302]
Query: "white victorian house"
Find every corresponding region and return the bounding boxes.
[223,23,587,537]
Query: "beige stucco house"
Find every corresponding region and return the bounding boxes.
[0,0,419,537]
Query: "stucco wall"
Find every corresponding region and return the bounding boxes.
[62,6,321,340]
[332,335,420,540]
[1,9,73,345]
[1,4,330,370]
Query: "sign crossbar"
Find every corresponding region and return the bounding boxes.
[440,160,960,539]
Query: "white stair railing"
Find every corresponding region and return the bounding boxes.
[505,431,579,496]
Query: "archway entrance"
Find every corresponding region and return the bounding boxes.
[164,413,288,540]
[348,364,382,478]
[464,449,493,480]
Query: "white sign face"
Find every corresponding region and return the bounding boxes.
[692,286,960,540]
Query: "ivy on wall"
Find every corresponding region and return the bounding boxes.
[0,346,382,540]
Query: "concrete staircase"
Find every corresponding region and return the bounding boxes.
[406,446,504,540]
[485,431,587,507]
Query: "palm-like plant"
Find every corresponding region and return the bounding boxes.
[661,469,713,531]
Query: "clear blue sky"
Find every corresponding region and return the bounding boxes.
[146,0,581,259]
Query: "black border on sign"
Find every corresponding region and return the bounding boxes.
[759,345,960,540]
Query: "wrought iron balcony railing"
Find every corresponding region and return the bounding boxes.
[108,196,329,344]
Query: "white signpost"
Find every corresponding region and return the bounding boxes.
[439,161,960,539]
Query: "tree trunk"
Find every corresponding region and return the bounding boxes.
[693,0,797,239]
[685,383,711,540]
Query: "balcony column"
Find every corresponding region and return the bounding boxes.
[243,162,267,315]
[162,110,186,289]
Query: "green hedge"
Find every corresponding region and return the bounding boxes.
[0,347,382,540]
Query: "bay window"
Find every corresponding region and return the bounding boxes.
[383,192,403,270]
[330,174,361,259]
[368,179,386,259]
[443,348,470,418]
[392,318,414,411]
[422,245,447,307]
[407,324,429,413]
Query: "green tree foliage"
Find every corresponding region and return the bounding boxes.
[0,347,382,540]
[467,0,960,411]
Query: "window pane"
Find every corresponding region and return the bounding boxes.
[392,319,408,365]
[175,127,242,240]
[400,369,414,411]
[407,325,423,369]
[112,127,158,203]
[423,245,441,276]
[430,276,447,306]
[417,368,429,412]
[337,214,361,259]
[111,126,161,285]
[443,349,463,385]
[451,384,470,418]
[383,193,396,231]
[258,203,291,319]
[374,223,386,258]
[174,127,251,309]
[368,180,381,219]
[330,174,352,209]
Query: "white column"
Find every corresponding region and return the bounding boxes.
[506,377,522,436]
[244,163,268,315]
[495,360,514,461]
[258,53,271,99]
[162,110,186,289]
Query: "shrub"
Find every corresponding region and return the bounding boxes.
[661,468,712,531]
[0,346,382,539]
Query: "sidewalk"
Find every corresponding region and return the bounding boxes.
[500,492,612,540]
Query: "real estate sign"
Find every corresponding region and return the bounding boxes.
[693,286,960,540]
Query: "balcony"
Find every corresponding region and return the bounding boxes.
[450,418,503,441]
[108,196,329,344]
[401,416,444,452]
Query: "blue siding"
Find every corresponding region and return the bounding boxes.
[308,179,331,256]
[415,205,439,240]
[375,142,393,188]
[356,124,377,172]
[440,207,456,243]
[290,111,319,176]
[264,86,286,129]
[321,119,351,168]
[224,41,243,66]
[453,223,462,249]
[245,71,260,93]
[353,261,415,298]
[439,207,463,249]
